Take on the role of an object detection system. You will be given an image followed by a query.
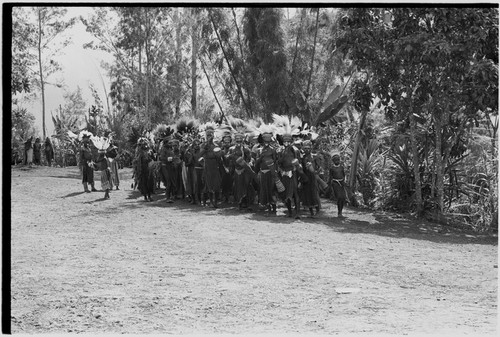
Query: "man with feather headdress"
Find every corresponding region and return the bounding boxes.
[300,140,322,217]
[199,122,224,208]
[219,124,234,204]
[135,137,155,201]
[226,116,256,210]
[254,122,279,214]
[79,131,97,193]
[177,118,200,204]
[273,114,303,219]
[155,124,177,203]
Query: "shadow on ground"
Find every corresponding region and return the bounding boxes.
[86,187,498,246]
[317,209,498,246]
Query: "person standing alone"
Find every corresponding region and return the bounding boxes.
[44,137,54,167]
[25,137,33,166]
[33,138,41,165]
[329,151,347,218]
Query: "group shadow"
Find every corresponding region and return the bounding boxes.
[86,186,498,246]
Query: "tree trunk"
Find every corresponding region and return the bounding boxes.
[174,8,182,118]
[208,10,251,118]
[38,9,46,139]
[200,57,224,116]
[290,8,306,82]
[191,8,199,117]
[409,109,423,215]
[303,9,320,124]
[434,107,448,214]
[348,109,368,195]
[305,8,320,99]
[231,7,253,112]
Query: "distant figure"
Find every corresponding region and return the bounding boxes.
[44,137,55,167]
[329,151,347,218]
[135,138,155,201]
[80,134,97,193]
[33,138,42,165]
[106,144,120,190]
[95,150,112,199]
[25,137,33,166]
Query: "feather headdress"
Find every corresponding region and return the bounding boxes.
[144,130,156,146]
[227,116,257,138]
[128,127,143,148]
[247,117,265,129]
[299,122,319,141]
[176,117,198,135]
[198,121,218,137]
[256,123,278,143]
[215,123,233,142]
[90,136,111,152]
[176,117,199,142]
[137,137,150,147]
[78,130,93,141]
[272,114,301,138]
[152,123,176,142]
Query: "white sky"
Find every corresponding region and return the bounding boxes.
[14,6,114,136]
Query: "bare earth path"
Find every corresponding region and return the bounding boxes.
[9,166,498,335]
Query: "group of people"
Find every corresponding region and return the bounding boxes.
[22,137,55,167]
[130,115,347,219]
[79,131,120,199]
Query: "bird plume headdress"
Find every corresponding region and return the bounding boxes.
[198,121,218,137]
[272,114,301,138]
[256,122,278,143]
[214,123,233,143]
[176,117,199,142]
[152,123,176,142]
[299,122,319,141]
[226,115,249,138]
[90,135,111,153]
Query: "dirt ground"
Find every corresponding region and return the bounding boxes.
[9,165,498,335]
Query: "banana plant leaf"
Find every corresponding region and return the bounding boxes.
[315,95,349,126]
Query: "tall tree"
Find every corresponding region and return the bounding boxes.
[32,7,75,139]
[61,86,87,126]
[243,7,287,121]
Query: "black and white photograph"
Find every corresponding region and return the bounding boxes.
[5,2,499,335]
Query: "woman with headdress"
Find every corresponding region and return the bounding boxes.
[44,137,55,167]
[199,123,224,208]
[255,124,279,214]
[136,137,155,201]
[79,131,98,192]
